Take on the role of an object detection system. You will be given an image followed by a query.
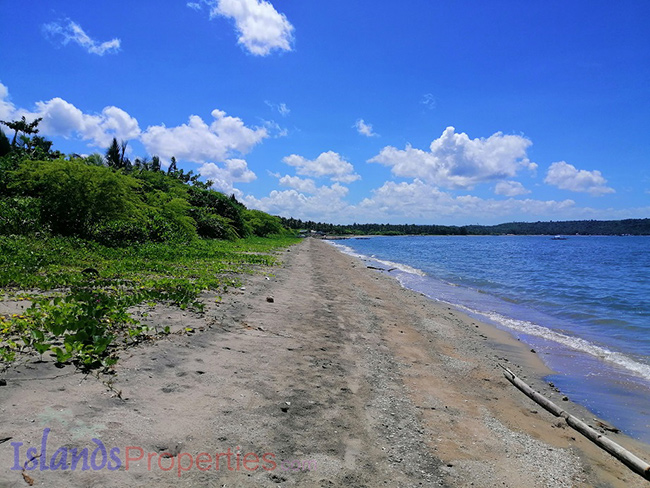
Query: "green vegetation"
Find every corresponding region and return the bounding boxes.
[0,119,298,372]
[0,236,296,370]
[283,218,650,236]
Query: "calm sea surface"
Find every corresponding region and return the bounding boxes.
[330,235,650,443]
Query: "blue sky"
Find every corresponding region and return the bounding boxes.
[1,0,649,225]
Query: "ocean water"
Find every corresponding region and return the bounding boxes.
[329,235,650,443]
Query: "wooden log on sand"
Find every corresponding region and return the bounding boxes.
[500,365,650,481]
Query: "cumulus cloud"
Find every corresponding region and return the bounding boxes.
[544,161,615,196]
[244,183,350,221]
[141,109,267,163]
[11,96,140,148]
[244,176,580,224]
[354,119,378,137]
[42,19,121,56]
[283,151,361,183]
[494,180,530,197]
[359,179,575,223]
[198,159,257,197]
[193,0,294,56]
[369,126,536,189]
[278,175,317,194]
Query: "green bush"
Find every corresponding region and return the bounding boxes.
[0,197,44,235]
[191,207,239,240]
[188,187,247,237]
[11,159,143,237]
[243,209,286,237]
[91,219,150,246]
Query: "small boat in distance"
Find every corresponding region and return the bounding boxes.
[551,235,568,240]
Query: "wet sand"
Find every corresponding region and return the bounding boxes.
[0,237,649,487]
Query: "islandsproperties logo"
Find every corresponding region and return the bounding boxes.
[10,428,316,478]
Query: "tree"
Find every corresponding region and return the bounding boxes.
[0,116,42,146]
[105,138,130,169]
[167,156,177,174]
[85,153,105,166]
[151,155,161,172]
[106,138,121,168]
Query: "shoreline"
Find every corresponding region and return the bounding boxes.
[329,234,650,446]
[1,238,649,486]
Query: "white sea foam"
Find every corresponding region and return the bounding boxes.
[457,305,650,382]
[372,258,427,276]
[326,241,427,276]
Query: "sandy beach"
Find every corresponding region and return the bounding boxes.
[1,237,649,487]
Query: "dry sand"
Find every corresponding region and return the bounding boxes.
[1,237,649,487]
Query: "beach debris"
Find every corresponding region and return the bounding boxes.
[266,296,274,303]
[0,379,6,386]
[593,419,621,433]
[500,364,650,481]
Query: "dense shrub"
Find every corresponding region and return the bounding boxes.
[191,208,240,240]
[0,197,44,235]
[11,159,143,237]
[91,219,150,246]
[243,209,286,237]
[188,187,247,238]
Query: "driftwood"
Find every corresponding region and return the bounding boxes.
[500,365,650,481]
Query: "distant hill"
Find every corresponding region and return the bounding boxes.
[281,217,650,236]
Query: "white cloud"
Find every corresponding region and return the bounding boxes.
[43,19,121,56]
[369,126,536,189]
[244,177,580,224]
[282,151,360,183]
[354,119,378,137]
[198,159,257,197]
[1,82,270,163]
[359,179,576,223]
[495,180,530,197]
[141,109,267,163]
[0,82,16,122]
[278,175,317,194]
[244,183,349,221]
[11,97,141,148]
[194,0,294,56]
[265,101,290,117]
[544,161,615,196]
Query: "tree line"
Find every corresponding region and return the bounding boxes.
[281,218,650,236]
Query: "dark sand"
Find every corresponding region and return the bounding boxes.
[1,238,649,487]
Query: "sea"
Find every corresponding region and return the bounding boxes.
[328,235,650,444]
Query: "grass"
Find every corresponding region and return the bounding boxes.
[0,235,299,371]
